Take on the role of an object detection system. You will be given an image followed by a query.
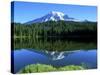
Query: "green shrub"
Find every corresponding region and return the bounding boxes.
[58,65,84,71]
[18,64,85,73]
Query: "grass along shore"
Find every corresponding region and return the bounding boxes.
[18,64,85,73]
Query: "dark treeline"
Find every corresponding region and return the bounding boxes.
[12,21,97,38]
[12,21,97,51]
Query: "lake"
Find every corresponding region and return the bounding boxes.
[12,49,97,73]
[11,38,97,73]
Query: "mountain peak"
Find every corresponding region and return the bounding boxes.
[49,11,65,16]
[25,11,77,24]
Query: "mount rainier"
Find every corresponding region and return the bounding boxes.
[25,11,80,24]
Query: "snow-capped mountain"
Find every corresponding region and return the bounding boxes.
[25,11,79,24]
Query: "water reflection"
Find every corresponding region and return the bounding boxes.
[13,49,97,73]
[13,37,97,51]
[28,49,80,60]
[12,37,97,73]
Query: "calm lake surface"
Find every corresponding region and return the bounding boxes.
[12,38,97,73]
[12,49,97,73]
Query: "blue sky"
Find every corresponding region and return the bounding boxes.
[11,1,97,23]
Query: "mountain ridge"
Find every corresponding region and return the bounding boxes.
[25,11,80,24]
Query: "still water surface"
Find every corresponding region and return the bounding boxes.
[12,49,97,73]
